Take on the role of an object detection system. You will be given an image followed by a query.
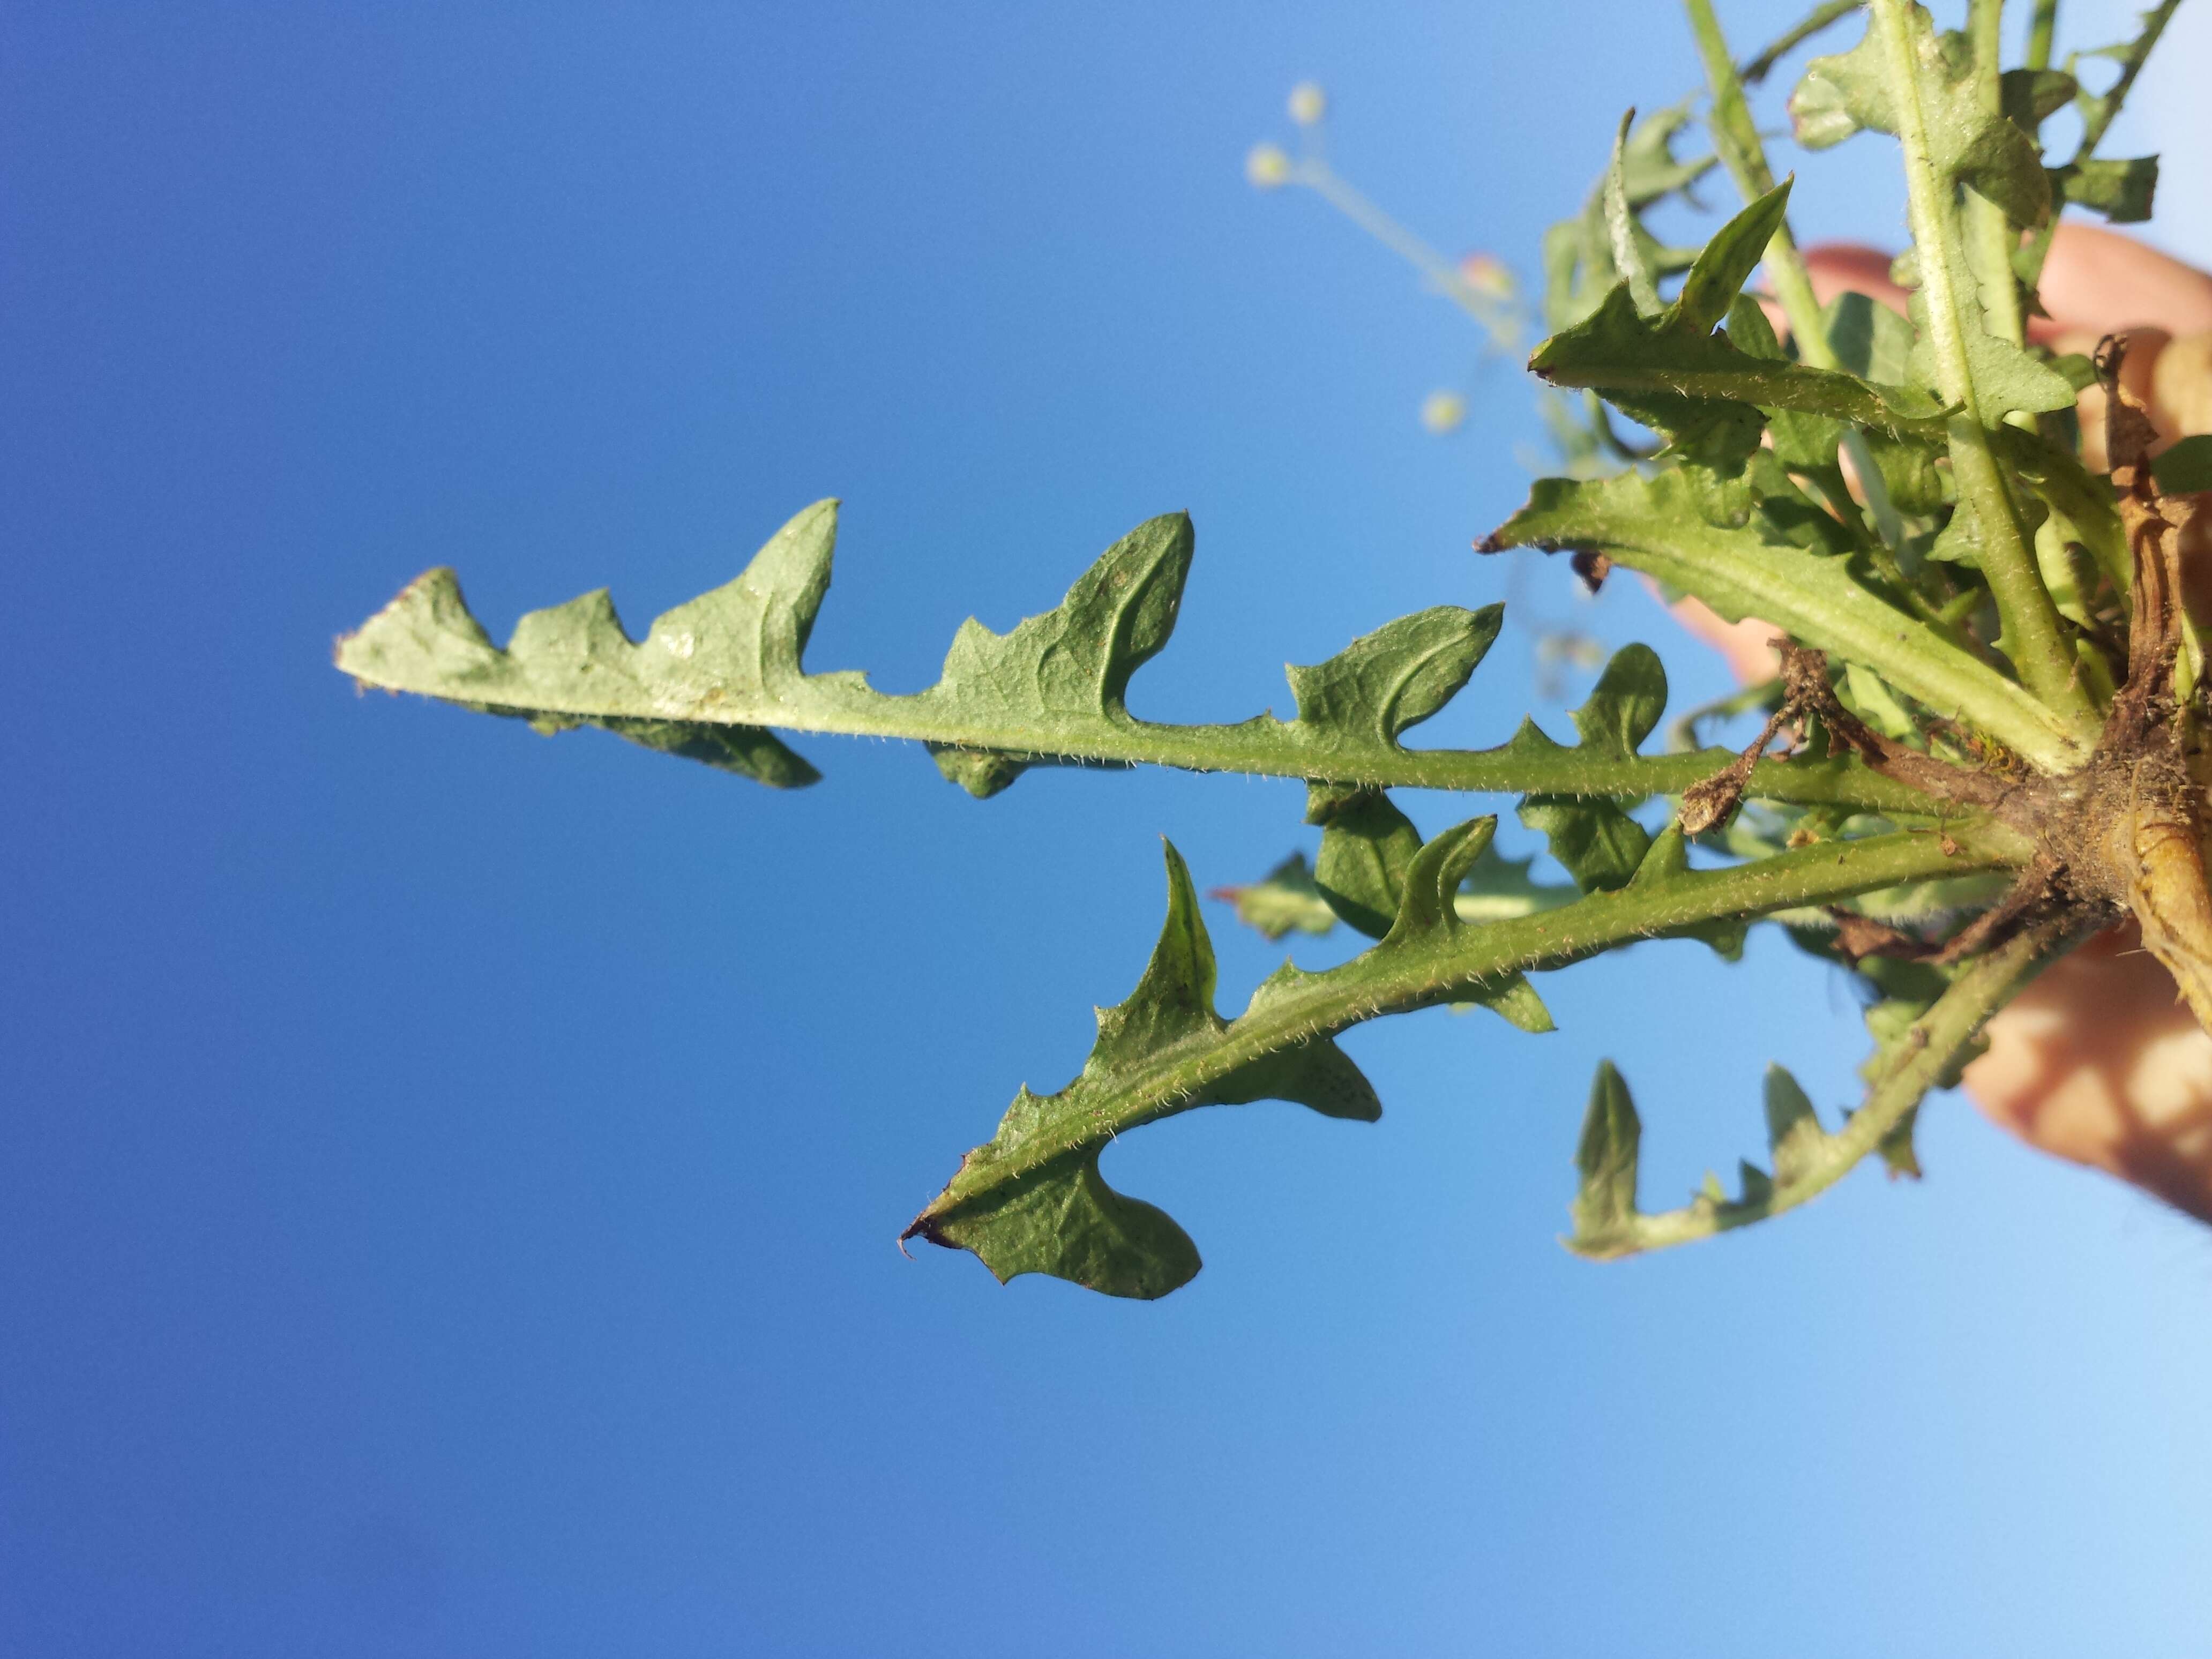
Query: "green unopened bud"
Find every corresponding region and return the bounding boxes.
[1245,144,1292,189]
[1288,82,1327,126]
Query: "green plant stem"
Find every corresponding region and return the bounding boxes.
[1869,0,2096,745]
[2018,0,2182,287]
[1739,0,1867,86]
[912,824,2030,1240]
[1573,914,2065,1258]
[1684,0,1839,372]
[1964,0,2026,349]
[2072,0,2179,154]
[515,692,1939,812]
[2026,0,2057,70]
[1685,0,1913,576]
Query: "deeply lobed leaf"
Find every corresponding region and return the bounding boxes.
[342,500,1930,812]
[906,816,2026,1295]
[1565,923,2057,1260]
[1790,4,2050,226]
[903,841,1380,1299]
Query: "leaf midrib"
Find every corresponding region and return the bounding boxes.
[921,824,2024,1220]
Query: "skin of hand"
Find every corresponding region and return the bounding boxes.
[1676,224,2212,1223]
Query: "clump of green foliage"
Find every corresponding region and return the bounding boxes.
[340,1,2212,1297]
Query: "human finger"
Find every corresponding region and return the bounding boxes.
[1964,926,2212,1223]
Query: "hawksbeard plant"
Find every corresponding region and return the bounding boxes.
[338,0,2212,1297]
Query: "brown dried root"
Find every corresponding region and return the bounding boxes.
[2079,335,2212,1034]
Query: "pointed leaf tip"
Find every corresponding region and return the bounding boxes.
[1570,1060,1642,1251]
[1571,642,1667,758]
[1671,178,1794,335]
[1287,604,1503,757]
[1380,815,1498,946]
[905,1154,1202,1300]
[1762,1064,1829,1183]
[908,828,1379,1297]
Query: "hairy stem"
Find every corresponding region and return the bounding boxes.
[1869,0,2096,741]
[340,559,1944,812]
[1964,0,2026,349]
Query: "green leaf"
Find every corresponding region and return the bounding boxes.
[1453,842,1578,923]
[1309,786,1422,938]
[1566,640,1667,758]
[1823,290,1914,387]
[905,841,1379,1299]
[1531,285,1949,447]
[1217,834,1575,945]
[915,1154,1202,1303]
[582,714,820,788]
[1614,99,1720,207]
[2050,155,2158,223]
[1485,465,2083,770]
[1790,8,2050,226]
[1561,921,2055,1260]
[1542,104,1719,336]
[2153,435,2212,496]
[1367,817,1553,1031]
[1674,180,1796,335]
[1603,110,1664,316]
[1903,289,2076,426]
[1626,820,1747,960]
[911,819,2026,1295]
[338,503,1482,795]
[1513,645,1667,895]
[1520,797,1650,894]
[1999,67,2079,130]
[348,502,1929,812]
[1286,606,1503,753]
[1762,1064,1828,1183]
[1571,1061,1642,1247]
[1994,424,2132,603]
[1209,853,1339,942]
[1858,429,1948,515]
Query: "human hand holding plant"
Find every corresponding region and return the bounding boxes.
[1781,227,2212,1222]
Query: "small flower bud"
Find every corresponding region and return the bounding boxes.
[1288,82,1327,126]
[1420,390,1467,434]
[1456,252,1515,301]
[1245,143,1292,189]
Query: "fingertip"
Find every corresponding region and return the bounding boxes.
[2038,223,2212,337]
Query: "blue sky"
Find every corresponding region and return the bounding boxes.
[6,3,2211,1654]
